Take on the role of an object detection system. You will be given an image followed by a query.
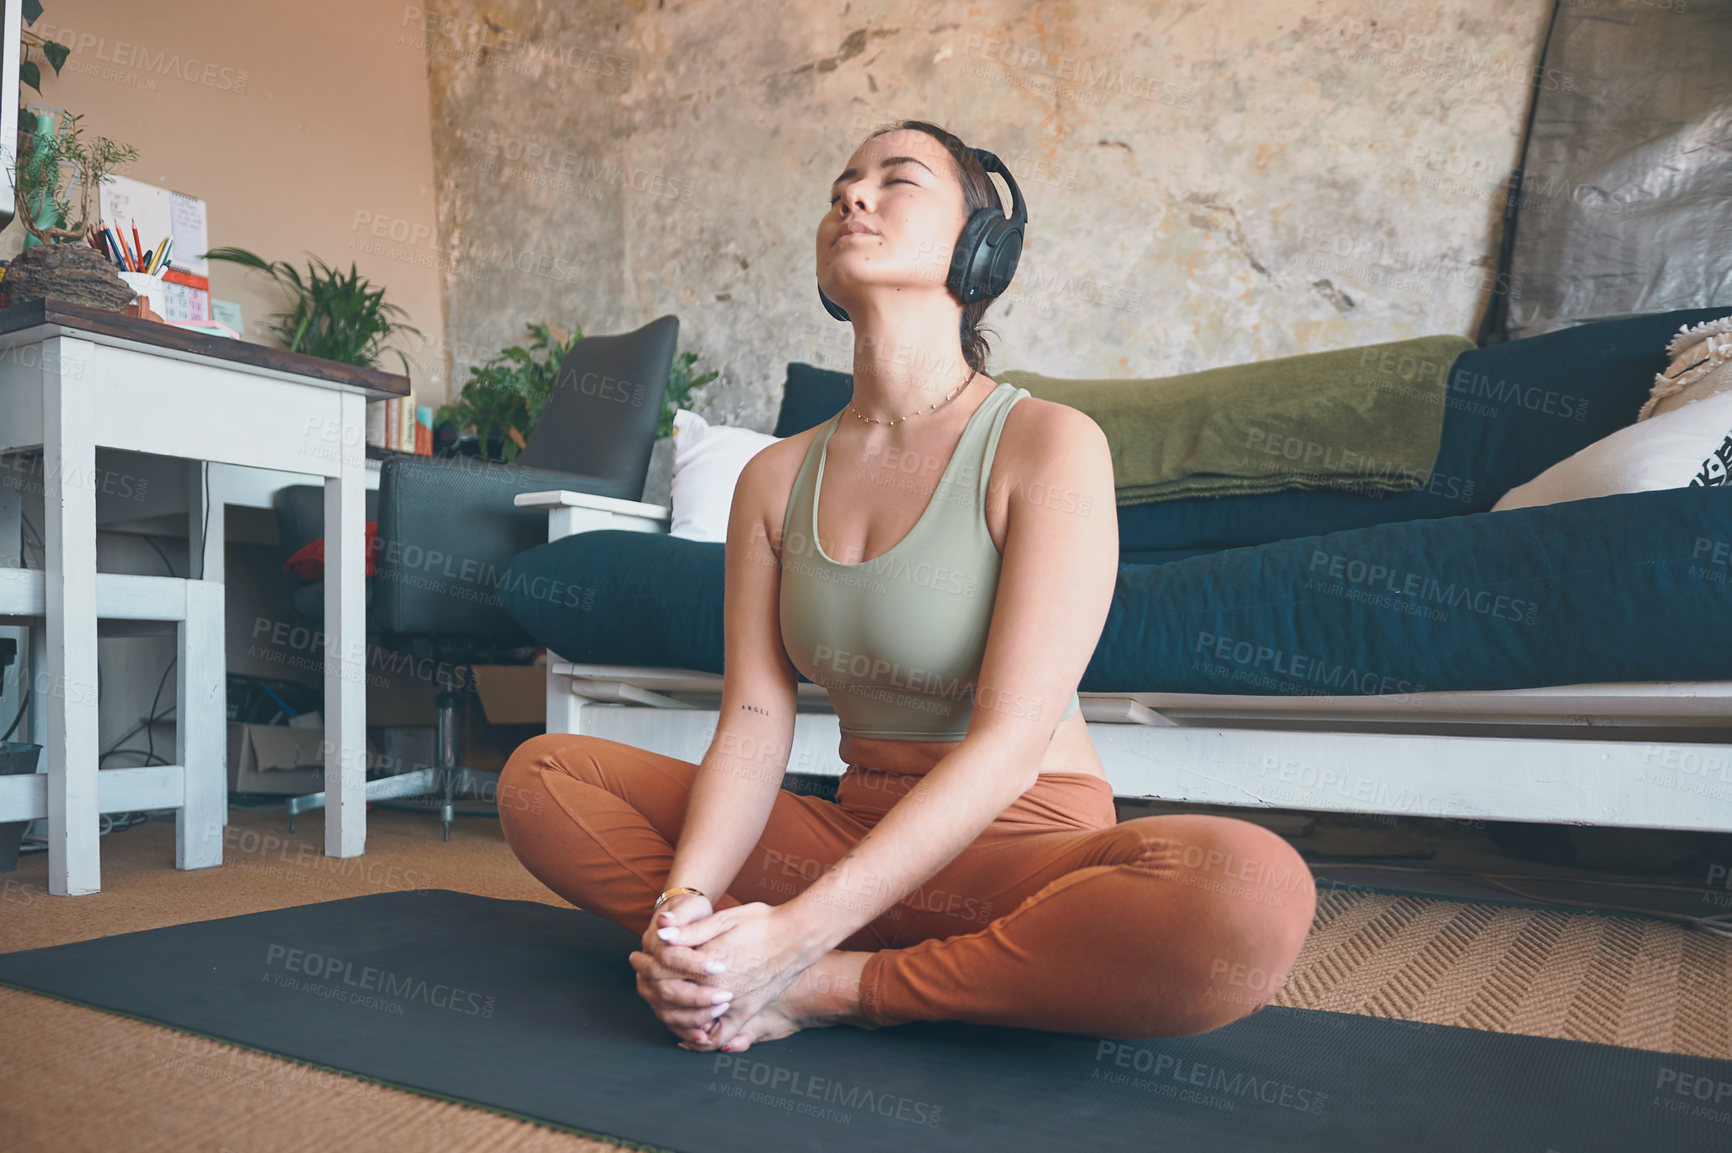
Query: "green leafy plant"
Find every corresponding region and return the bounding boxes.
[438,324,720,462]
[661,350,719,438]
[21,1,72,94]
[436,322,581,464]
[202,246,423,372]
[13,111,136,244]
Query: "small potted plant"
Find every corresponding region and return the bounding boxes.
[437,325,718,464]
[3,110,139,310]
[202,246,423,370]
[437,322,582,463]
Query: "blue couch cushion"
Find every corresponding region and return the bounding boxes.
[502,531,727,673]
[772,362,854,437]
[501,487,1732,696]
[1093,485,1732,695]
[1117,305,1732,562]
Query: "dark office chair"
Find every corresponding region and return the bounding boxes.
[270,314,679,838]
[271,488,381,625]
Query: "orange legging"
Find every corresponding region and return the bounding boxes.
[496,733,1317,1039]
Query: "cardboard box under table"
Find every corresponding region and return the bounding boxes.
[227,722,327,796]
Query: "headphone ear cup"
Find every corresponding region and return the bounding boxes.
[981,221,1023,298]
[955,147,1025,303]
[948,208,998,304]
[818,283,850,322]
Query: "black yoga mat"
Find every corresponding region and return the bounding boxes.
[2,888,1729,1153]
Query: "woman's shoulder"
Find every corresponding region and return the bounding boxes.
[984,385,1115,536]
[728,420,830,545]
[739,418,828,487]
[996,384,1109,460]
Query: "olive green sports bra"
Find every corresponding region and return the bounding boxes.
[778,380,1082,741]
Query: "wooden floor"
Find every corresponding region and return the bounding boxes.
[2,803,1728,1153]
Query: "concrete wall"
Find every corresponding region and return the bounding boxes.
[14,0,446,399]
[425,0,1553,432]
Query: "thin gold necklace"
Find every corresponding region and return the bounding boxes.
[848,369,980,427]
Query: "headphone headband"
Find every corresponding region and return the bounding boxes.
[969,148,1027,232]
[820,144,1027,322]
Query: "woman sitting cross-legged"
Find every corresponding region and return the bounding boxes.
[497,118,1317,1054]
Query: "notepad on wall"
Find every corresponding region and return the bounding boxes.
[97,174,171,260]
[168,190,209,276]
[98,174,210,277]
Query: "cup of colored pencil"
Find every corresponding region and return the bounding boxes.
[88,217,173,276]
[88,217,172,318]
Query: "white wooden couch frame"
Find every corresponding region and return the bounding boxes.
[518,490,1732,837]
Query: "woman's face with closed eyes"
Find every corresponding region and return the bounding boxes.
[816,128,969,316]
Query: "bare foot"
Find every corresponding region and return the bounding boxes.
[713,950,878,1052]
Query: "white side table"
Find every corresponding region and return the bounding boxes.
[0,298,404,895]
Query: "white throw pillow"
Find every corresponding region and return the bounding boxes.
[667,408,779,542]
[1639,316,1732,421]
[1493,387,1732,511]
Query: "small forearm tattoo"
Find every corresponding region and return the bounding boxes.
[741,703,770,717]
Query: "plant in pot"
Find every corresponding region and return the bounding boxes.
[437,322,581,463]
[436,325,718,463]
[3,110,139,311]
[660,350,719,438]
[201,246,422,370]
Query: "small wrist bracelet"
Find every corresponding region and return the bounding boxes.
[654,885,706,914]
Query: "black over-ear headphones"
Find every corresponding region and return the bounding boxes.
[819,146,1028,322]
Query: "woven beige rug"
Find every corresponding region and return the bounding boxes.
[1273,888,1732,1059]
[1,809,1727,1152]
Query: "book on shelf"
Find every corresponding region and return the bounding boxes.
[369,395,432,455]
[366,400,386,447]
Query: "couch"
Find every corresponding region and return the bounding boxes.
[494,307,1732,836]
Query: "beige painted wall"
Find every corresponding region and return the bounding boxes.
[8,0,446,400]
[426,0,1553,432]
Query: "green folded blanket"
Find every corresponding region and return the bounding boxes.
[1001,334,1473,505]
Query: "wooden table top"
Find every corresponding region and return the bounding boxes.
[0,297,411,399]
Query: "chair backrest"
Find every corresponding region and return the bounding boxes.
[515,314,679,501]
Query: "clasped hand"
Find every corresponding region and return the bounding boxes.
[630,894,820,1052]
